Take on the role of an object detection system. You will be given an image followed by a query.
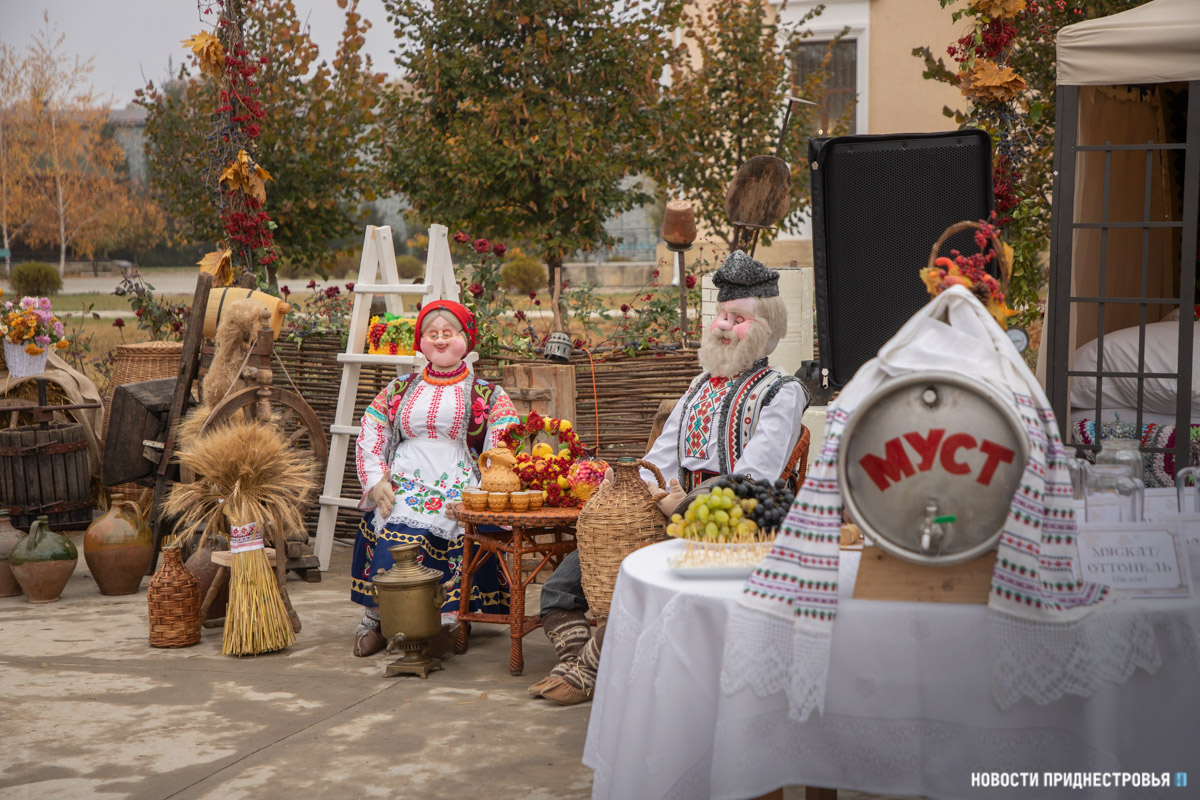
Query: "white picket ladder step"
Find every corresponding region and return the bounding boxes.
[312,223,461,570]
[352,283,431,295]
[336,353,421,366]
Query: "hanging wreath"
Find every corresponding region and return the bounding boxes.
[502,410,594,507]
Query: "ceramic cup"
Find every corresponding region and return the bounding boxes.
[463,488,489,511]
[509,492,530,512]
[487,492,509,512]
[526,491,544,511]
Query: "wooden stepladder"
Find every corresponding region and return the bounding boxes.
[313,224,465,570]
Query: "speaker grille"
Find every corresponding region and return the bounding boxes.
[810,131,994,388]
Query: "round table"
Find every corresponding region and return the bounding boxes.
[450,502,581,675]
[583,538,1200,800]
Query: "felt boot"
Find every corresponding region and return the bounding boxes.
[541,624,605,706]
[529,609,591,697]
[353,609,386,657]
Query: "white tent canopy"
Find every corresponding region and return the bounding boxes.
[1057,0,1200,87]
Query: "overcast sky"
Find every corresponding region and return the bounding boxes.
[2,0,400,108]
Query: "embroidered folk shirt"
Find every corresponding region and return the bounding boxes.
[356,373,519,539]
[642,358,808,487]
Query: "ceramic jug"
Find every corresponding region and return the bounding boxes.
[8,515,77,603]
[0,509,24,597]
[84,495,154,595]
[478,447,522,493]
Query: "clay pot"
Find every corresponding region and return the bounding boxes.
[0,509,24,597]
[661,200,698,247]
[9,515,78,603]
[84,495,153,596]
[185,541,229,621]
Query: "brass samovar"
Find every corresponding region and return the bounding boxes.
[371,544,446,678]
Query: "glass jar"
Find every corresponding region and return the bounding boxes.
[1083,464,1144,524]
[1095,438,1144,483]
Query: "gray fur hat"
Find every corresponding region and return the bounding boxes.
[712,250,779,302]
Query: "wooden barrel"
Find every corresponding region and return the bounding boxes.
[0,421,92,531]
[203,288,290,340]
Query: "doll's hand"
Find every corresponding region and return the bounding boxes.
[369,470,395,518]
[655,478,686,516]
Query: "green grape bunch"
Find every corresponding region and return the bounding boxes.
[664,475,796,543]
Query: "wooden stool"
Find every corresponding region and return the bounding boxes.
[450,503,581,675]
[199,547,301,633]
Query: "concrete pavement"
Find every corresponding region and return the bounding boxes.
[0,500,910,800]
[0,539,594,800]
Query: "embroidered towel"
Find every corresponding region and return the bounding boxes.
[721,286,1162,719]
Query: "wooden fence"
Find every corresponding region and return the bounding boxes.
[272,334,698,540]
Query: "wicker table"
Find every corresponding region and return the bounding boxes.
[449,503,581,675]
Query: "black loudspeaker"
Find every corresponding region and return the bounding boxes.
[810,130,994,388]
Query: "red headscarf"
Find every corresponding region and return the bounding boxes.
[415,299,477,353]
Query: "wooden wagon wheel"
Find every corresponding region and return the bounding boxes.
[198,385,328,468]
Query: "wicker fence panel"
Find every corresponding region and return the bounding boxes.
[277,336,698,541]
[476,349,699,460]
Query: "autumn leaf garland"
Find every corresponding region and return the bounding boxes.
[219,150,273,205]
[182,31,225,78]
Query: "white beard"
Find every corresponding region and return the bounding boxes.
[697,318,770,378]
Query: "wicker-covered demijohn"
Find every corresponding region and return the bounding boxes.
[575,457,667,618]
[147,546,201,648]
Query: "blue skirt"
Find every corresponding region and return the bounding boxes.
[350,514,510,615]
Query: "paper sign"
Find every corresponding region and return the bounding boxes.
[230,521,264,553]
[1077,523,1192,598]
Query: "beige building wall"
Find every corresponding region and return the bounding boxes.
[868,0,968,135]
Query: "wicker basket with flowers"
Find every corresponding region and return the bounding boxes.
[0,295,70,378]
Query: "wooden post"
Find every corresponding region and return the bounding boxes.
[148,272,213,571]
[501,363,576,423]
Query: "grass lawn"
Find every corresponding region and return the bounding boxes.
[54,292,192,314]
[60,315,154,385]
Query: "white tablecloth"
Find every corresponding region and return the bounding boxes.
[583,539,1200,800]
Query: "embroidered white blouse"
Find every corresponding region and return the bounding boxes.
[356,374,517,539]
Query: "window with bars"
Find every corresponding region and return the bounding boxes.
[1048,82,1199,480]
[794,39,857,136]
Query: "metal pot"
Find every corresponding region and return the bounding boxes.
[837,370,1029,566]
[371,544,446,678]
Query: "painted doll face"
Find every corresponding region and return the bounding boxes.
[420,316,468,369]
[711,297,758,344]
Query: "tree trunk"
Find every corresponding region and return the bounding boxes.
[0,123,10,278]
[547,257,564,332]
[49,113,66,277]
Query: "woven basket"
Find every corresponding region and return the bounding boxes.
[575,457,667,618]
[101,341,183,441]
[927,220,1012,292]
[147,546,201,648]
[3,341,50,378]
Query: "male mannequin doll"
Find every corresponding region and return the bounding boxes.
[530,251,809,704]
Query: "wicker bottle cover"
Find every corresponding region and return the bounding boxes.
[575,457,667,618]
[147,546,202,648]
